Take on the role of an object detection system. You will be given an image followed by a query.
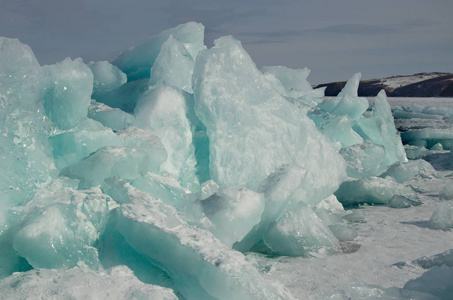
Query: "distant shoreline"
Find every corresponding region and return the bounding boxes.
[315,72,453,97]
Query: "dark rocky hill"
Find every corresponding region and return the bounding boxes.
[315,73,453,97]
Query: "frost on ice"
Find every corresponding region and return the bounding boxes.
[0,22,448,299]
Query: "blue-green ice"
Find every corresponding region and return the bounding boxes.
[1,22,449,299]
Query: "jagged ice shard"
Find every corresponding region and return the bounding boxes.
[192,36,346,193]
[0,21,421,299]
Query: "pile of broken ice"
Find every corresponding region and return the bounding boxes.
[0,22,451,299]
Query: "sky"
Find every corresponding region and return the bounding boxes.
[1,0,452,84]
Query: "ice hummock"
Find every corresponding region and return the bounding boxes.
[193,36,346,194]
[0,22,435,299]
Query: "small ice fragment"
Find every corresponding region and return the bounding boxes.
[428,202,453,230]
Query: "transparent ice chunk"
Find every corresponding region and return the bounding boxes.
[380,159,437,183]
[261,66,322,107]
[353,90,407,167]
[149,35,196,93]
[93,78,148,113]
[335,176,418,206]
[338,73,361,98]
[49,119,123,170]
[330,95,369,121]
[0,37,56,235]
[88,100,134,131]
[12,178,109,269]
[116,126,167,173]
[200,187,265,247]
[62,146,151,188]
[264,202,340,256]
[340,143,387,178]
[114,22,205,81]
[42,57,93,130]
[193,36,346,196]
[135,82,199,191]
[88,60,127,96]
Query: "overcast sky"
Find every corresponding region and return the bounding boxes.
[1,0,452,84]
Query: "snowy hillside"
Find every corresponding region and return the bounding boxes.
[316,73,453,97]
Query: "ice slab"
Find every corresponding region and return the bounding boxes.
[200,186,265,247]
[312,77,406,179]
[116,127,167,173]
[114,22,205,81]
[0,37,56,236]
[12,178,109,269]
[315,195,345,214]
[335,176,418,206]
[106,180,294,299]
[322,115,364,148]
[430,143,444,150]
[261,66,323,107]
[98,219,177,290]
[393,103,453,117]
[89,60,127,96]
[134,82,199,191]
[62,146,150,188]
[42,57,93,130]
[130,173,207,227]
[338,73,361,98]
[404,145,430,160]
[88,100,134,131]
[331,95,369,121]
[234,165,308,251]
[327,224,358,242]
[264,202,340,256]
[340,143,387,178]
[380,159,437,183]
[149,35,196,93]
[0,265,177,300]
[93,78,148,113]
[401,128,453,150]
[49,119,123,170]
[235,165,344,252]
[193,36,346,196]
[353,90,407,167]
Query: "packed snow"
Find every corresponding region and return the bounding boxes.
[1,22,453,299]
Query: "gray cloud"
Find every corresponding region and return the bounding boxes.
[0,0,451,83]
